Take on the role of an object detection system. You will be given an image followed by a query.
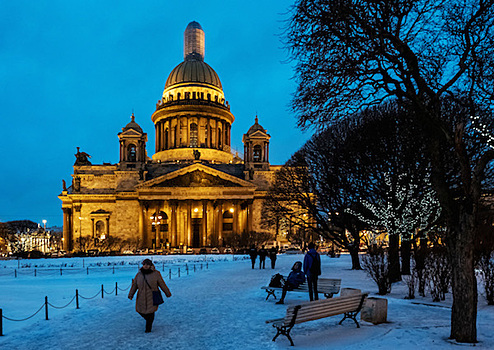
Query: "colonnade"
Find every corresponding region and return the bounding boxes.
[139,199,253,249]
[155,116,231,152]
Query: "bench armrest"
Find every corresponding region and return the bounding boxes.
[265,317,284,324]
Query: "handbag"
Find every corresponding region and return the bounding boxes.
[143,273,164,306]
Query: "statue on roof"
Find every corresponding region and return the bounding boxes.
[193,149,201,160]
[74,147,92,166]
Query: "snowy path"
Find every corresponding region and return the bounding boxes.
[1,254,493,349]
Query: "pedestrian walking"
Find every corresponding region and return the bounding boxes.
[268,246,278,269]
[128,258,172,333]
[258,245,268,269]
[248,245,258,269]
[303,242,321,301]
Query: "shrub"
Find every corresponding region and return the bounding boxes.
[362,245,391,295]
[476,252,494,305]
[425,247,451,302]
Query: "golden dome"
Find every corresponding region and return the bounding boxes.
[164,60,222,90]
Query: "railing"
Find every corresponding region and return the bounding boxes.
[0,263,212,336]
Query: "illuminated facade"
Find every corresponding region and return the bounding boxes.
[59,22,278,252]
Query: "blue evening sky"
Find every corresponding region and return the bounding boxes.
[0,1,310,227]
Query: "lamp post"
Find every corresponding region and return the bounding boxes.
[150,211,166,251]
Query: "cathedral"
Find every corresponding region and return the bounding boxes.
[59,22,280,252]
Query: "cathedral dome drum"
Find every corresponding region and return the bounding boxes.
[151,21,234,164]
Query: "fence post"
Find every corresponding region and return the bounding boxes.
[194,264,196,272]
[14,269,17,278]
[60,268,62,276]
[45,296,49,320]
[34,269,37,277]
[207,262,208,269]
[76,289,80,309]
[101,285,104,298]
[186,264,189,276]
[169,269,171,280]
[87,267,89,275]
[112,266,115,274]
[201,263,203,270]
[162,262,165,271]
[115,282,118,296]
[178,268,180,278]
[1,308,3,336]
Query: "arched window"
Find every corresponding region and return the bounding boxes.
[127,144,137,162]
[177,93,181,100]
[207,93,211,101]
[190,123,198,147]
[253,145,262,162]
[222,210,233,231]
[223,210,233,219]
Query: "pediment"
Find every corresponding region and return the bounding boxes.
[248,130,270,139]
[137,163,254,189]
[120,129,142,137]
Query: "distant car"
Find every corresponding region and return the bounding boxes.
[224,248,233,254]
[171,248,181,255]
[198,248,207,254]
[122,250,134,255]
[211,247,220,254]
[186,248,194,254]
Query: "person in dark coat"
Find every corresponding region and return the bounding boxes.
[268,246,278,269]
[276,261,306,304]
[248,245,258,269]
[128,259,172,333]
[258,245,268,269]
[303,242,321,301]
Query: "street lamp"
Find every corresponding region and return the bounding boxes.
[42,219,47,231]
[150,211,166,250]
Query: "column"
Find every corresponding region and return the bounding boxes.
[234,201,240,234]
[186,116,190,146]
[138,202,145,248]
[171,201,178,247]
[106,217,110,238]
[155,124,159,152]
[218,201,223,246]
[187,201,192,247]
[247,201,253,233]
[62,208,72,251]
[91,218,95,238]
[202,200,208,246]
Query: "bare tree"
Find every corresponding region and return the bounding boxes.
[286,0,494,342]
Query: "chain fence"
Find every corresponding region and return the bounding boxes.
[0,261,214,336]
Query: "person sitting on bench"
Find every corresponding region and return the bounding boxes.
[276,261,306,304]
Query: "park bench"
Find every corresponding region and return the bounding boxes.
[261,277,341,301]
[265,293,368,346]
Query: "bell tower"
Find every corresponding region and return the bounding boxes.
[243,116,271,173]
[118,114,147,170]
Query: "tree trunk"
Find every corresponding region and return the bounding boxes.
[388,234,401,283]
[401,239,411,275]
[348,245,361,270]
[449,214,477,343]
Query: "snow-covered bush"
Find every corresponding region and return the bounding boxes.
[362,245,391,295]
[425,247,451,302]
[477,252,494,305]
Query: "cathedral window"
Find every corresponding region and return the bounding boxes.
[96,220,105,239]
[218,128,222,148]
[127,144,137,162]
[207,93,211,101]
[177,93,181,100]
[253,145,262,162]
[193,91,196,99]
[190,123,198,147]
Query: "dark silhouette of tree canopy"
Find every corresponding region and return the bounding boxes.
[286,0,494,343]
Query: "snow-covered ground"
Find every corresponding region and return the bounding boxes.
[0,253,493,349]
